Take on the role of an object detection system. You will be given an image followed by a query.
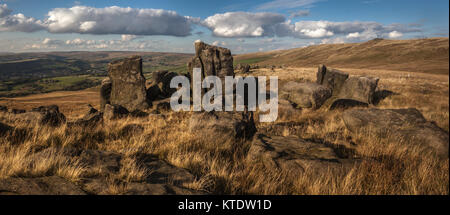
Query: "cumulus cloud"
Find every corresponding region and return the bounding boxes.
[202,12,285,37]
[0,4,45,32]
[0,4,12,18]
[388,30,403,38]
[44,6,193,36]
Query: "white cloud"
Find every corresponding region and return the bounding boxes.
[0,4,12,18]
[0,4,45,32]
[388,30,403,38]
[45,6,193,36]
[256,0,322,10]
[202,12,285,37]
[121,34,138,41]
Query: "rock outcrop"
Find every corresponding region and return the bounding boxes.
[316,64,349,96]
[68,104,103,127]
[189,111,257,140]
[337,76,379,104]
[187,41,234,88]
[103,104,129,121]
[281,82,332,109]
[100,77,112,112]
[147,70,179,101]
[7,105,66,126]
[247,134,357,176]
[341,108,449,158]
[0,176,87,195]
[108,56,149,111]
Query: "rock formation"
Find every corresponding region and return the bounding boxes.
[316,64,349,96]
[281,82,332,109]
[108,56,149,111]
[100,77,112,112]
[341,108,449,158]
[187,41,234,90]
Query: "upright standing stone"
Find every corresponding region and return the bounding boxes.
[100,77,112,112]
[187,41,234,87]
[108,56,149,111]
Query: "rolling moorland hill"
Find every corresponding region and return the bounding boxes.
[235,37,449,74]
[0,51,192,97]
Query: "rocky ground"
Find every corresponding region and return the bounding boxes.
[0,41,448,195]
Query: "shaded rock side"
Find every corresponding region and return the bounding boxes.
[337,76,379,104]
[281,81,332,109]
[316,64,349,96]
[0,176,86,195]
[108,56,149,111]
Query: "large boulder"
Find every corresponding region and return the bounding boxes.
[108,56,149,111]
[316,65,349,96]
[0,176,86,195]
[100,77,112,112]
[8,105,66,126]
[187,41,234,86]
[337,76,379,104]
[341,108,449,158]
[281,82,332,109]
[189,111,257,140]
[147,70,179,101]
[247,134,356,176]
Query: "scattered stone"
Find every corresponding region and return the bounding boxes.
[68,104,103,127]
[247,134,356,176]
[8,105,66,126]
[108,56,149,111]
[338,76,379,104]
[0,176,86,195]
[189,111,257,140]
[316,65,349,96]
[281,82,332,109]
[100,77,112,112]
[103,104,129,120]
[341,108,449,158]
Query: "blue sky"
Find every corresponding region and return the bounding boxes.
[0,0,448,53]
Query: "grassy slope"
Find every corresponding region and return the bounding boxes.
[235,37,449,74]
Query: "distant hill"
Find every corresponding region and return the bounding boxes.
[235,37,449,74]
[0,51,193,97]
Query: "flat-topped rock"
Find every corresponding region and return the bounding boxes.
[281,81,331,109]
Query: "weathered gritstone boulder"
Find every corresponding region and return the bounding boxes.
[189,111,257,140]
[247,134,356,176]
[8,105,66,126]
[147,70,179,100]
[281,81,332,109]
[0,176,86,195]
[187,41,234,86]
[68,104,103,127]
[108,56,149,111]
[338,76,379,104]
[316,65,349,96]
[341,108,449,158]
[235,63,250,73]
[103,104,129,121]
[100,77,112,112]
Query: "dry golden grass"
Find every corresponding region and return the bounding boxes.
[0,66,448,195]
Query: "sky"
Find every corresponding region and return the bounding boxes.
[0,0,448,54]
